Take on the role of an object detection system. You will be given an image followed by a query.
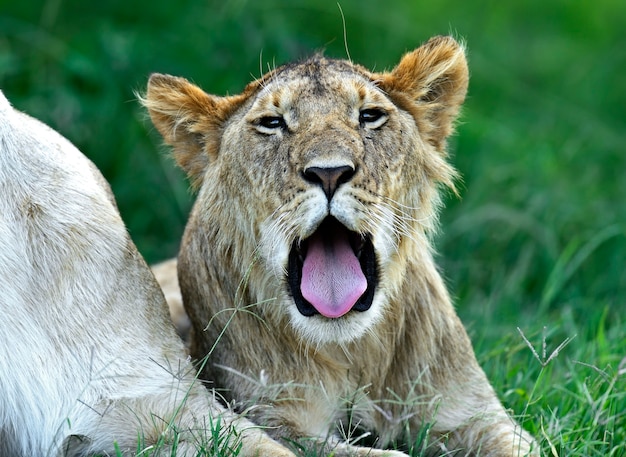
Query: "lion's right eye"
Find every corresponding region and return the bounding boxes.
[359,108,388,129]
[257,116,287,133]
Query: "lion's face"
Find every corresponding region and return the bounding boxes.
[221,61,429,344]
[145,37,468,346]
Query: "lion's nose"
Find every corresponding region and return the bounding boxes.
[303,165,355,200]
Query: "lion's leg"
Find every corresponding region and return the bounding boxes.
[243,394,408,457]
[402,359,539,457]
[375,274,540,456]
[264,423,409,457]
[305,440,409,457]
[62,384,294,457]
[430,388,539,457]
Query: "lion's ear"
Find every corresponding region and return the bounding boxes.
[377,36,469,151]
[142,74,246,188]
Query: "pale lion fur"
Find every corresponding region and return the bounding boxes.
[0,91,294,456]
[144,37,539,456]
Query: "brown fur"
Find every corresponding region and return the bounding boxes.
[143,36,539,456]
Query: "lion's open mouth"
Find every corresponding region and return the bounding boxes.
[287,217,377,318]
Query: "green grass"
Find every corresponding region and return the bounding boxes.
[2,0,625,455]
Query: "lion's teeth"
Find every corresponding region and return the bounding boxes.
[353,236,366,259]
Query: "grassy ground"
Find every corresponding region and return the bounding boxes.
[2,0,625,455]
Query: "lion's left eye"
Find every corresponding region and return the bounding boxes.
[258,116,286,131]
[359,108,387,128]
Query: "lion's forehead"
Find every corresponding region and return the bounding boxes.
[250,61,392,120]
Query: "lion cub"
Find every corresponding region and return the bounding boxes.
[0,92,293,456]
[144,36,539,456]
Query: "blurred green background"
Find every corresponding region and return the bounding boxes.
[2,0,624,319]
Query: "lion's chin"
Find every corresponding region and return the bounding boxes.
[287,217,378,319]
[286,299,384,346]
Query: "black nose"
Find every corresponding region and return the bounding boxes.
[303,165,355,200]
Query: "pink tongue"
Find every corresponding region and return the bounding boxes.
[300,230,367,318]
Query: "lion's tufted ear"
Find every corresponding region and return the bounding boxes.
[141,74,248,188]
[376,36,469,152]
